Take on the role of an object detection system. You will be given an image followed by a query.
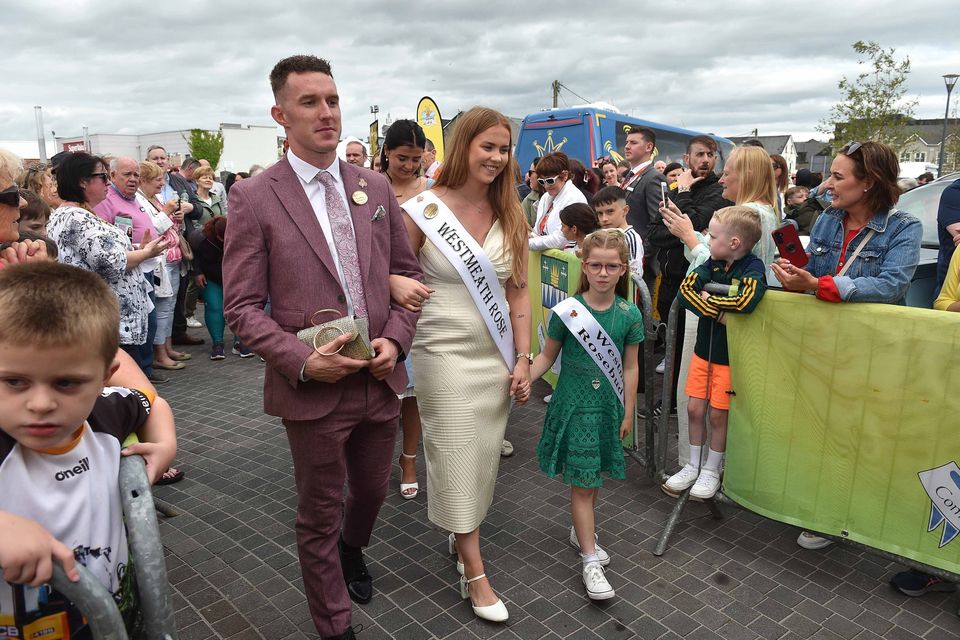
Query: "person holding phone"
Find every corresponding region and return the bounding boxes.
[771,141,921,550]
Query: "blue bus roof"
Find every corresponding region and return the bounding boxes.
[521,107,732,143]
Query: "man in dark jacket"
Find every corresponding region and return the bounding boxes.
[646,135,732,413]
[648,135,732,322]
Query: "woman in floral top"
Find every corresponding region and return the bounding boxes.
[46,152,168,355]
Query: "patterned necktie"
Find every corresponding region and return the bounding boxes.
[620,170,634,189]
[317,171,367,317]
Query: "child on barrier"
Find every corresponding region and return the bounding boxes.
[664,206,767,499]
[0,262,176,637]
[529,229,642,601]
[592,186,643,279]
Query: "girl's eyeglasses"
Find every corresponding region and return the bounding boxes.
[583,261,625,275]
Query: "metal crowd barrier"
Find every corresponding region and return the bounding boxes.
[48,454,178,640]
[624,274,659,477]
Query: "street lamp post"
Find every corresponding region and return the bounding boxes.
[938,73,958,176]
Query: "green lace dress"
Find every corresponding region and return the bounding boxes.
[537,294,644,488]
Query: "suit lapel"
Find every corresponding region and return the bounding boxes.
[269,157,340,282]
[340,161,373,279]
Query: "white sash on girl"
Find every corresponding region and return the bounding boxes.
[552,297,624,406]
[405,192,515,369]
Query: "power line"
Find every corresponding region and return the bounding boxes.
[558,82,592,105]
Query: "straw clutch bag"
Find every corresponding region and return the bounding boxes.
[296,310,374,360]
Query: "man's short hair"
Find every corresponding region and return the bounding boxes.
[270,55,333,98]
[627,126,656,147]
[918,172,934,182]
[686,135,717,154]
[425,139,436,153]
[592,186,627,207]
[181,157,201,171]
[713,205,762,251]
[0,262,119,365]
[145,145,166,156]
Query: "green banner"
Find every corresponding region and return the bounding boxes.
[724,291,960,575]
[528,250,581,387]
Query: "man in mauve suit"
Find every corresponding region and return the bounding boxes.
[222,55,422,640]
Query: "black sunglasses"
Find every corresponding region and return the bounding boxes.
[0,185,21,207]
[89,172,109,182]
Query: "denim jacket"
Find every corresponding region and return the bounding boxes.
[807,206,922,304]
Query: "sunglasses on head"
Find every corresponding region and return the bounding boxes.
[845,141,862,155]
[537,175,561,186]
[0,185,21,207]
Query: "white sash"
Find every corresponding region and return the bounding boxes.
[552,297,625,406]
[405,192,515,368]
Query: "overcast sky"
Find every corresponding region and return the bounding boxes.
[5,1,960,147]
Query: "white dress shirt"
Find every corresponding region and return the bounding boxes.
[624,159,653,188]
[287,149,358,316]
[528,179,588,251]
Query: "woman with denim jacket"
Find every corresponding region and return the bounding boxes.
[771,141,921,305]
[771,141,922,552]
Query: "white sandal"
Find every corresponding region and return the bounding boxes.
[399,452,418,500]
[459,573,508,622]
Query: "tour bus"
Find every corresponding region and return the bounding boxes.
[515,105,735,176]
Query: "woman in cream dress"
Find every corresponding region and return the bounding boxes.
[399,107,531,623]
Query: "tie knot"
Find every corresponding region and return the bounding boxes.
[316,170,335,187]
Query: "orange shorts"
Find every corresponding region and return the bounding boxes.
[684,354,732,410]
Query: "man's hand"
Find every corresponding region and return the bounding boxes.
[303,332,369,383]
[676,168,704,191]
[195,273,207,288]
[0,512,79,587]
[368,338,399,380]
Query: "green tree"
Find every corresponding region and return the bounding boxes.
[818,40,918,153]
[185,129,224,169]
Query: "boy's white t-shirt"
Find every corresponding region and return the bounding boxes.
[0,386,152,636]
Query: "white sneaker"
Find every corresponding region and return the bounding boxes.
[568,526,610,566]
[797,531,834,550]
[543,394,553,403]
[186,316,202,328]
[655,358,665,374]
[664,464,700,492]
[582,561,615,600]
[690,469,721,499]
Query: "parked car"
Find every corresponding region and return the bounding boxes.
[896,172,959,308]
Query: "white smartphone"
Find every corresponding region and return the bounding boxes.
[660,181,668,207]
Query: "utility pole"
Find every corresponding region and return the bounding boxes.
[552,80,560,108]
[34,106,47,162]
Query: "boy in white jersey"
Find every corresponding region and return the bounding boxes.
[592,186,643,280]
[0,262,176,639]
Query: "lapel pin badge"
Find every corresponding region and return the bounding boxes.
[352,190,368,205]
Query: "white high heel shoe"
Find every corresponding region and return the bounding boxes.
[459,573,509,622]
[399,452,418,500]
[448,533,464,575]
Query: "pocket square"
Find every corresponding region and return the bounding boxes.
[372,205,386,221]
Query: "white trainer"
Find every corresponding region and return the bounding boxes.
[664,464,700,492]
[568,526,610,566]
[690,469,721,499]
[186,315,202,328]
[655,358,666,374]
[582,561,615,600]
[797,531,834,550]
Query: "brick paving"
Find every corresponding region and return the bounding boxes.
[153,328,959,639]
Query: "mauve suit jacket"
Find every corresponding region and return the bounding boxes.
[222,156,422,421]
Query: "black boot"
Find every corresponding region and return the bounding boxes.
[324,626,358,640]
[339,538,372,604]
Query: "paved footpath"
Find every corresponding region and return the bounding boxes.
[154,329,959,639]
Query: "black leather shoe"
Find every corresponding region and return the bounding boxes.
[324,625,360,639]
[339,538,372,604]
[172,333,204,346]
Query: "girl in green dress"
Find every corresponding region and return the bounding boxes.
[529,229,643,601]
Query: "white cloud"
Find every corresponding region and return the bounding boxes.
[3,0,959,148]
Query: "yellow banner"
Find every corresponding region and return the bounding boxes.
[369,120,379,167]
[416,96,444,164]
[725,291,960,574]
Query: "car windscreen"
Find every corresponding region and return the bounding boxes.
[896,182,949,246]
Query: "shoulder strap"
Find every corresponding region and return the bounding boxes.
[837,229,877,278]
